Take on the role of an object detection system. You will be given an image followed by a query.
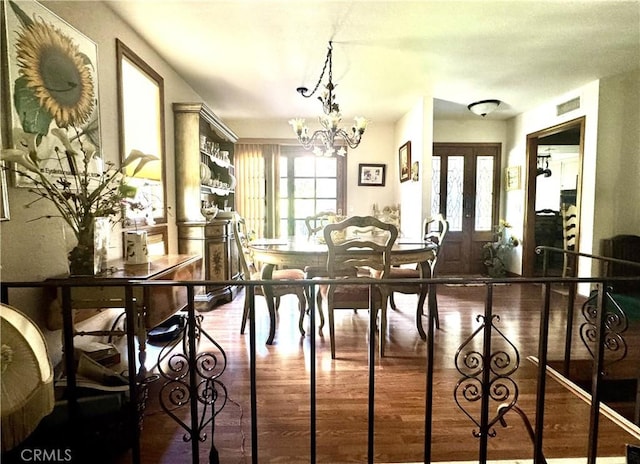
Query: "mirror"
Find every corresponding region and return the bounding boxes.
[116,39,167,226]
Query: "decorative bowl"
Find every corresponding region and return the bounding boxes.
[201,205,218,221]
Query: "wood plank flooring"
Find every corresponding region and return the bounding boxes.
[124,282,640,463]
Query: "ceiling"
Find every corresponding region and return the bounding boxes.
[105,1,640,124]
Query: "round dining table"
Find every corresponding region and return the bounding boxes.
[248,236,438,343]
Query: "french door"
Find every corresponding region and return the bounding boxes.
[432,143,501,275]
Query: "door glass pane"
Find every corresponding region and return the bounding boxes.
[316,179,336,197]
[446,156,464,232]
[431,156,441,220]
[475,156,494,231]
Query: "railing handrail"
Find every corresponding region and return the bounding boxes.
[535,245,640,269]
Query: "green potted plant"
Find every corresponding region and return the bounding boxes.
[482,220,519,278]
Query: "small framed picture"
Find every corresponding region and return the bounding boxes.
[505,166,521,191]
[399,141,411,182]
[358,163,386,186]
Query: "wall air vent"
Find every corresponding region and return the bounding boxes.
[556,97,580,116]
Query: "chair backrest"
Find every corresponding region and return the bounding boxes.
[424,213,449,248]
[323,216,398,279]
[562,204,578,250]
[423,214,449,273]
[304,211,335,239]
[233,215,258,279]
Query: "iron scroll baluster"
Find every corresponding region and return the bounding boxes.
[454,285,520,461]
[580,287,629,369]
[156,288,228,464]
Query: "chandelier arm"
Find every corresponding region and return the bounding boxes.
[297,41,333,99]
[334,128,362,149]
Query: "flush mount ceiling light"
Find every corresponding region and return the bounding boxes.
[289,41,368,157]
[467,99,501,117]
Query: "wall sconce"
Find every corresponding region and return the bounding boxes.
[467,99,501,117]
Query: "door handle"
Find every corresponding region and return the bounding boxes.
[463,196,472,218]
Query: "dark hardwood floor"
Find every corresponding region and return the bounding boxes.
[125,282,639,463]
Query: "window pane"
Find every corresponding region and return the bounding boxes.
[279,219,288,239]
[279,180,288,198]
[475,156,494,231]
[294,199,315,218]
[279,199,289,219]
[316,157,336,177]
[316,179,336,197]
[294,219,306,237]
[294,178,315,197]
[294,156,315,176]
[316,199,337,212]
[279,156,287,175]
[446,156,464,232]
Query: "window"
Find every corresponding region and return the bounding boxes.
[278,147,346,238]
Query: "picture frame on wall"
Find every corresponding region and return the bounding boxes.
[2,0,102,187]
[505,165,521,191]
[399,141,411,182]
[358,163,386,187]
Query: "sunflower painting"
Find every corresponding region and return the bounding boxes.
[2,0,101,187]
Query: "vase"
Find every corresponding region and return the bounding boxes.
[67,217,110,276]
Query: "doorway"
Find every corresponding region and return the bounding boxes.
[523,117,585,277]
[432,143,501,275]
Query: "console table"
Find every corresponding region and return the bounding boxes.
[46,254,202,374]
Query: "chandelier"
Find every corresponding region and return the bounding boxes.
[289,41,368,157]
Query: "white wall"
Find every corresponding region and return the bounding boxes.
[393,98,432,239]
[594,69,640,238]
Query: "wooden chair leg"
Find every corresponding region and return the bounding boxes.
[297,290,306,337]
[265,297,277,345]
[329,304,336,359]
[240,296,250,334]
[379,304,387,357]
[390,293,398,310]
[316,289,325,332]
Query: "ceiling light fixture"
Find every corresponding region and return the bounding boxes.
[289,41,368,157]
[467,99,501,117]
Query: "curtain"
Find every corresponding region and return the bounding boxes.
[235,144,280,238]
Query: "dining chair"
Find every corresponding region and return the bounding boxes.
[233,215,307,345]
[304,210,335,239]
[303,211,358,329]
[320,215,398,358]
[385,214,448,335]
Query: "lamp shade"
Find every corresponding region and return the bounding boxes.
[468,99,501,117]
[1,303,54,451]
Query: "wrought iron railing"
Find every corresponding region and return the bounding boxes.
[2,256,639,464]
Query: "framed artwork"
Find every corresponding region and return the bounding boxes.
[411,161,419,182]
[358,163,386,187]
[505,165,521,191]
[2,0,101,187]
[116,39,167,226]
[0,163,8,221]
[399,141,411,182]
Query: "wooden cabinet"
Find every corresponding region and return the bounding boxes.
[174,103,240,308]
